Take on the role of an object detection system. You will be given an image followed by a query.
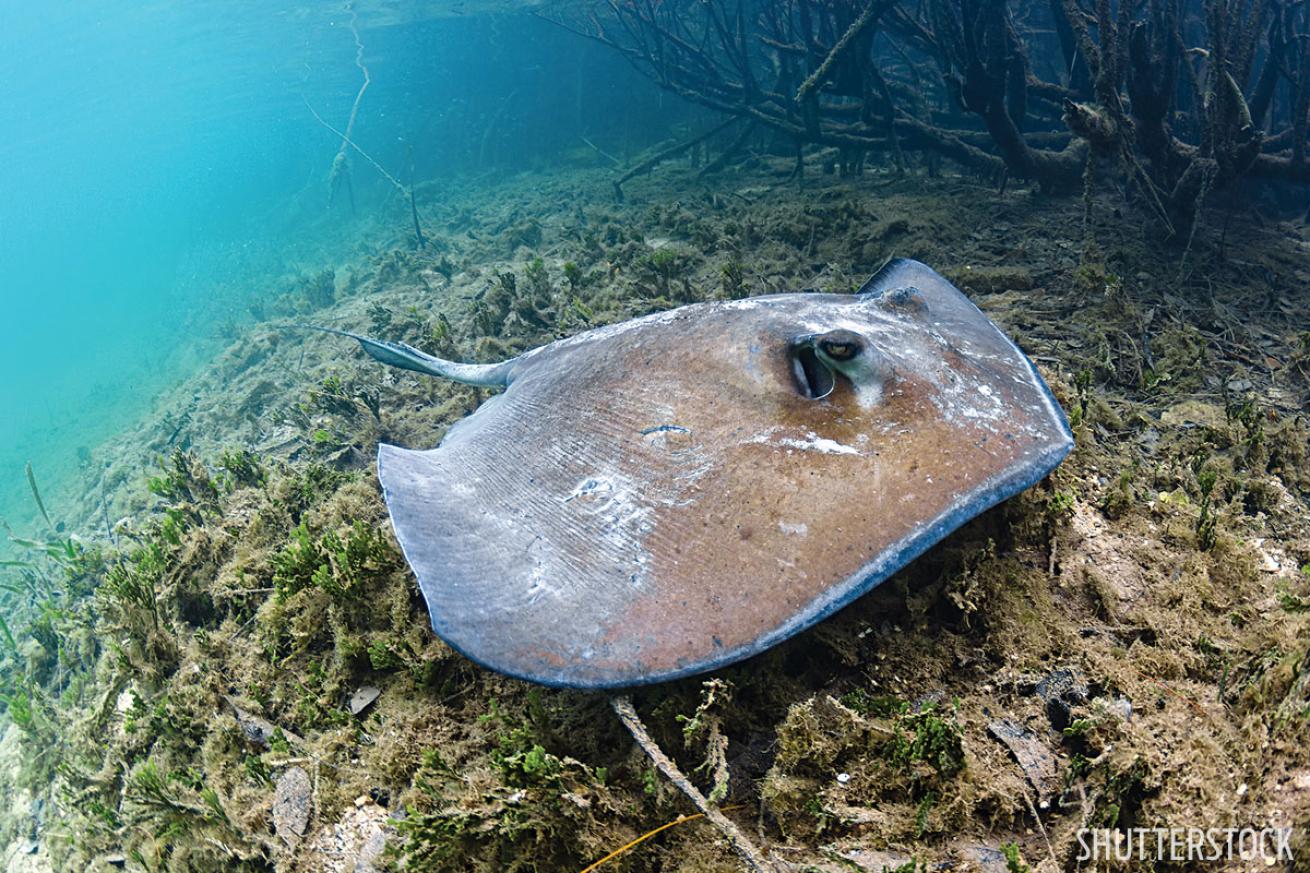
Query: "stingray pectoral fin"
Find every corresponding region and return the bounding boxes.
[301,325,513,387]
[856,256,944,300]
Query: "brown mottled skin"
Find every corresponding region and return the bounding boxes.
[372,260,1073,688]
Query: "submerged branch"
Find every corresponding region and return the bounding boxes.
[612,116,741,200]
[699,119,759,176]
[304,96,426,250]
[576,0,1310,239]
[305,98,406,194]
[329,3,371,211]
[610,696,780,873]
[795,0,892,103]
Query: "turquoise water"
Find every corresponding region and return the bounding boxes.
[0,1,666,539]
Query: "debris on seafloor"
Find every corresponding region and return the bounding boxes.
[1030,667,1090,731]
[224,695,306,748]
[348,685,381,716]
[818,843,915,871]
[988,718,1062,804]
[301,795,393,873]
[958,843,1022,872]
[273,766,313,844]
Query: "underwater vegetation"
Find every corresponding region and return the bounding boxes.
[0,158,1306,871]
[3,0,1310,866]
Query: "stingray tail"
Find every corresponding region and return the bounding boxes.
[299,325,513,387]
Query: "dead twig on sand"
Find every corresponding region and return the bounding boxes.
[610,695,782,873]
[581,136,622,166]
[577,810,708,872]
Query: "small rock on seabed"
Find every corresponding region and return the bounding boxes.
[301,794,393,873]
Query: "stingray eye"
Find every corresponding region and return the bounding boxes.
[817,330,864,363]
[821,341,856,361]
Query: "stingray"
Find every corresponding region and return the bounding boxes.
[316,258,1073,689]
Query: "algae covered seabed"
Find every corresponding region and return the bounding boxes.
[2,157,1308,873]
